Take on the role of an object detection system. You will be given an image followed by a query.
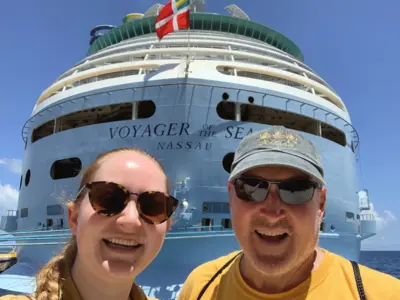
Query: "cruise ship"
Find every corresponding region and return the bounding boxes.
[0,1,376,298]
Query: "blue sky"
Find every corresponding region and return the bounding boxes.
[0,0,398,250]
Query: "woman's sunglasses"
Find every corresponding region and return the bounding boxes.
[77,181,179,224]
[232,177,323,205]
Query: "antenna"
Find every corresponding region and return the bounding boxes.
[224,4,250,20]
[191,0,206,13]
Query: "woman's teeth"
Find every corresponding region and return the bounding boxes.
[104,238,141,248]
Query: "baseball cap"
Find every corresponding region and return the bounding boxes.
[228,126,325,185]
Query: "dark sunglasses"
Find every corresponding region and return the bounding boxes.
[77,181,179,224]
[232,177,323,205]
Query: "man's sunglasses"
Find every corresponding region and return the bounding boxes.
[77,181,179,224]
[232,177,323,205]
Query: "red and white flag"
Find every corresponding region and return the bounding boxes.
[155,0,191,40]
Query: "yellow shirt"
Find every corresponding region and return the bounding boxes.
[0,265,153,300]
[178,249,400,300]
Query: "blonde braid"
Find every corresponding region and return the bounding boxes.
[32,237,77,300]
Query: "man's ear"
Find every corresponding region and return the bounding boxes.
[318,187,327,218]
[227,180,235,205]
[68,204,79,236]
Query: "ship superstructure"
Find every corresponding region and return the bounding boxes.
[0,2,376,298]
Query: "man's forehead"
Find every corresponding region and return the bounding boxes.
[243,165,311,180]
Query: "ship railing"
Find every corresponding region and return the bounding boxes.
[43,46,331,104]
[360,214,376,221]
[0,225,234,247]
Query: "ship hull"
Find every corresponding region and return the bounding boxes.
[0,79,367,297]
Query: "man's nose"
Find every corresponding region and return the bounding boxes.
[259,184,285,221]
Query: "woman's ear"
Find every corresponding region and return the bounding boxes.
[68,203,79,235]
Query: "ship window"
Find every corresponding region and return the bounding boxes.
[221,218,232,229]
[20,208,28,218]
[217,101,347,148]
[320,222,325,232]
[50,158,82,180]
[357,214,360,220]
[32,120,54,143]
[203,19,212,31]
[345,212,355,221]
[142,21,151,34]
[47,204,63,216]
[57,102,133,132]
[46,218,53,227]
[212,19,221,30]
[222,152,235,173]
[220,21,229,32]
[25,170,31,186]
[321,123,346,147]
[228,22,238,34]
[202,202,230,214]
[201,218,214,229]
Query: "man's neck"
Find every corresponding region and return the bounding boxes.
[239,248,325,294]
[71,257,133,300]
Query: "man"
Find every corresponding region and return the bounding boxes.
[178,126,400,299]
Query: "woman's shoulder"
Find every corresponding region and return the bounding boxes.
[0,295,31,299]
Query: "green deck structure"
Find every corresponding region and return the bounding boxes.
[87,13,304,61]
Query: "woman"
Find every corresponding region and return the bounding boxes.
[1,148,178,300]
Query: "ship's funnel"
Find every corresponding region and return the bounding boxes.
[144,3,164,17]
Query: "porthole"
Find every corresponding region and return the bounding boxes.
[216,101,235,121]
[222,152,235,173]
[137,100,156,119]
[50,158,82,180]
[25,170,31,187]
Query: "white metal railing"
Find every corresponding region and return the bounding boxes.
[0,226,235,248]
[360,214,375,221]
[216,63,344,110]
[38,46,338,108]
[60,32,312,82]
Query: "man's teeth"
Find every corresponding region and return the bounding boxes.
[107,238,139,247]
[255,230,287,236]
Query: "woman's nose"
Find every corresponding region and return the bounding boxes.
[115,200,142,231]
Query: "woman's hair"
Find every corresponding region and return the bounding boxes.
[31,148,168,300]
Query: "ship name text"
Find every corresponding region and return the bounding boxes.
[109,123,190,139]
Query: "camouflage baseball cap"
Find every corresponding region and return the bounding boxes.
[229,126,325,184]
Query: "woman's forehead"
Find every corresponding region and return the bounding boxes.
[91,152,165,187]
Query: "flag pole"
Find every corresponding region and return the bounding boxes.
[185,0,192,76]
